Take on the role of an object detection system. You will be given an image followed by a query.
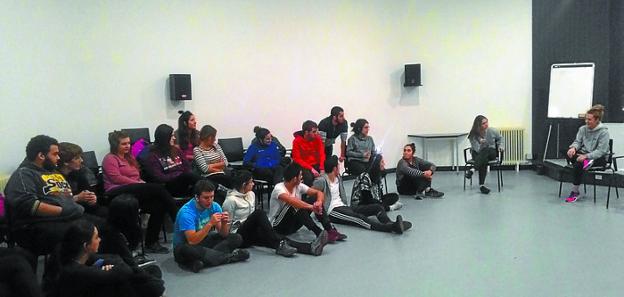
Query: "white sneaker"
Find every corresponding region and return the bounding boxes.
[389,201,403,211]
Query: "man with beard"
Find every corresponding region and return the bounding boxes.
[4,135,87,257]
[318,106,348,162]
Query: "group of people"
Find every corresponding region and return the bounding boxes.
[1,104,607,296]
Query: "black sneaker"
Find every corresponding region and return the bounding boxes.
[425,188,444,198]
[480,186,491,194]
[393,215,404,234]
[227,249,250,263]
[413,193,424,200]
[465,170,473,179]
[402,220,412,231]
[187,260,204,273]
[134,255,156,268]
[275,240,297,257]
[145,242,169,254]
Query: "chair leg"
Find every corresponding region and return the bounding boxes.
[497,168,501,192]
[593,183,596,204]
[558,180,563,197]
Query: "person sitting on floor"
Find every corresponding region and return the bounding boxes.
[44,219,165,297]
[268,163,345,249]
[173,180,249,273]
[351,153,403,211]
[564,104,610,202]
[396,143,444,199]
[223,170,325,257]
[314,156,411,234]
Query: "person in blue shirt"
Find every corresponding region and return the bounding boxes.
[243,126,285,185]
[173,180,249,273]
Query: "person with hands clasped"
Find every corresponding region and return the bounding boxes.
[396,143,444,199]
[564,104,610,203]
[292,120,326,186]
[173,180,249,273]
[465,115,504,194]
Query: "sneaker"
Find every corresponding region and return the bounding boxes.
[389,201,403,211]
[413,193,424,200]
[310,230,328,256]
[565,191,580,203]
[327,228,347,243]
[402,220,412,231]
[134,255,156,268]
[145,242,169,254]
[393,215,404,234]
[583,159,594,170]
[226,249,250,263]
[275,240,297,257]
[187,260,204,273]
[425,188,445,198]
[465,170,473,179]
[480,185,491,194]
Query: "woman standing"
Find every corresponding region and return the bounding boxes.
[466,115,504,194]
[564,104,610,202]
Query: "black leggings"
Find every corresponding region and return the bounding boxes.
[301,164,321,187]
[397,163,433,195]
[164,172,202,197]
[173,233,242,268]
[347,160,369,176]
[566,153,607,186]
[471,148,498,185]
[106,183,178,245]
[237,209,283,249]
[0,248,41,297]
[253,166,284,185]
[272,205,332,236]
[329,205,393,232]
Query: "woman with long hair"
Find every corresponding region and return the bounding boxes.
[175,110,200,161]
[102,130,178,254]
[466,115,504,194]
[145,124,201,197]
[564,104,610,202]
[346,119,375,176]
[45,219,164,297]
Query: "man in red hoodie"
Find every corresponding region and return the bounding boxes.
[292,120,325,186]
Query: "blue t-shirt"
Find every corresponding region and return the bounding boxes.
[173,199,223,248]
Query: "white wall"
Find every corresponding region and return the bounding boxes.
[0,0,532,173]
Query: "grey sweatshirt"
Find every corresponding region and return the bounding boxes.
[346,134,375,162]
[469,128,504,152]
[312,173,349,211]
[570,123,610,160]
[222,189,255,233]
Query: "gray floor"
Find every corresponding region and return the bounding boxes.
[150,170,624,297]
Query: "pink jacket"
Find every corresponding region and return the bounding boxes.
[102,153,142,192]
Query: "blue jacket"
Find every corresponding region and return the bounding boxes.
[244,141,281,169]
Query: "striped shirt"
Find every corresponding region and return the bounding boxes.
[193,144,229,175]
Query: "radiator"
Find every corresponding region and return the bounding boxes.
[498,128,525,166]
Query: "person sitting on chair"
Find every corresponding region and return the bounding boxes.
[193,124,233,200]
[564,104,610,203]
[175,110,200,162]
[346,119,376,176]
[144,124,201,197]
[396,143,444,199]
[291,120,325,186]
[243,126,285,185]
[465,115,504,194]
[314,156,411,234]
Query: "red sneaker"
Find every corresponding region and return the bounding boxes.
[327,228,347,243]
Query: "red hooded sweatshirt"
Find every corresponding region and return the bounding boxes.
[292,130,325,170]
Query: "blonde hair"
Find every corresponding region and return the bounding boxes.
[587,104,605,121]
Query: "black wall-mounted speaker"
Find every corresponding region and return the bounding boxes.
[169,74,192,100]
[404,64,422,87]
